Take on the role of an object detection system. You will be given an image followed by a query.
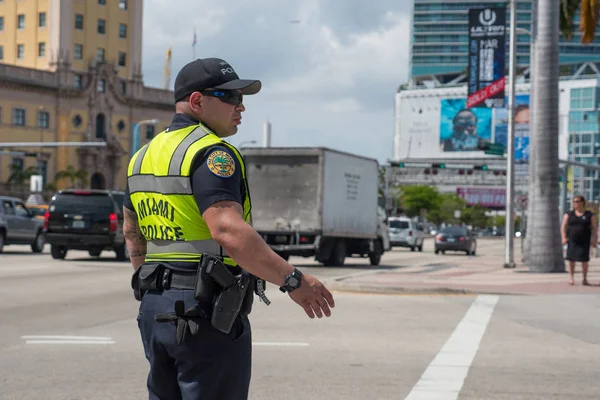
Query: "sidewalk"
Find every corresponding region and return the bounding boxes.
[327,245,600,295]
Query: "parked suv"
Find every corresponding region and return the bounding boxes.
[45,189,129,260]
[388,216,425,252]
[0,196,46,253]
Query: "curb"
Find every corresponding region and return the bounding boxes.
[326,281,519,296]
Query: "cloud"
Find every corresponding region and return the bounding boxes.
[141,0,412,163]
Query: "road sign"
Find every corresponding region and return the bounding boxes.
[517,195,528,210]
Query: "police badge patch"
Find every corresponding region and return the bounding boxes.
[207,150,235,178]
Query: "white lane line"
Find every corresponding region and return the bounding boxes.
[252,342,309,347]
[21,335,115,345]
[24,340,116,345]
[21,335,113,340]
[404,294,500,400]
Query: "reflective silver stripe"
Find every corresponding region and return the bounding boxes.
[132,144,150,175]
[168,127,206,175]
[147,239,227,256]
[128,175,192,194]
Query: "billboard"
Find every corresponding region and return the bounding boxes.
[493,94,530,163]
[440,98,492,152]
[457,187,506,208]
[467,7,507,108]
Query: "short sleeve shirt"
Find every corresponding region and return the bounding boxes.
[123,113,245,214]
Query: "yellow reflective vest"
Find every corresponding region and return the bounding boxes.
[126,122,252,266]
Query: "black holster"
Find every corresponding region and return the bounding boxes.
[131,263,166,301]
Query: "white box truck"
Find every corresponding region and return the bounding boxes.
[241,147,391,266]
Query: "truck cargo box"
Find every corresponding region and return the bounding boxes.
[241,147,379,238]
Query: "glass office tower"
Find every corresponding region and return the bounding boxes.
[411,0,600,83]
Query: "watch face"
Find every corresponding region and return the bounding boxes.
[288,277,299,287]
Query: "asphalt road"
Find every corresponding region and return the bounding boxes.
[1,241,600,400]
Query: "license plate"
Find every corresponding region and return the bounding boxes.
[447,238,455,242]
[72,220,85,228]
[275,235,288,243]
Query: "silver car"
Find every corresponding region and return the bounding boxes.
[0,196,46,253]
[388,217,425,252]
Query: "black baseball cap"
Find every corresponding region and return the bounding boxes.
[173,58,262,103]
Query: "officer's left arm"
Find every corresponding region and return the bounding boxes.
[123,183,146,269]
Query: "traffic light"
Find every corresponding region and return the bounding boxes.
[390,161,405,167]
[474,165,488,171]
[432,163,446,169]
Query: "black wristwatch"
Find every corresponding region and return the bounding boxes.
[279,268,303,293]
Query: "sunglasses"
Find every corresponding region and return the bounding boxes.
[200,90,243,106]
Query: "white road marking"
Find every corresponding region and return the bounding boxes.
[21,335,115,345]
[24,340,116,345]
[252,342,309,347]
[21,335,113,340]
[404,294,499,400]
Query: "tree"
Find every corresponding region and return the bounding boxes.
[427,193,466,225]
[401,185,440,218]
[461,204,489,229]
[560,0,599,43]
[7,164,37,185]
[526,1,599,271]
[55,165,88,188]
[526,0,565,272]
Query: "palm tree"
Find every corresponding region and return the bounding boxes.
[6,164,37,185]
[55,165,88,188]
[525,0,599,272]
[560,0,599,43]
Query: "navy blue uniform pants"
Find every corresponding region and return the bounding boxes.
[137,288,252,400]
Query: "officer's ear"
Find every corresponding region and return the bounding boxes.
[189,92,204,114]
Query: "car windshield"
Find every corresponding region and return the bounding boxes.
[441,227,468,236]
[390,220,410,229]
[50,193,115,214]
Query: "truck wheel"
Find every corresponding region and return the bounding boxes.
[89,249,102,257]
[31,230,45,253]
[51,245,67,259]
[369,240,383,266]
[325,240,345,266]
[0,230,5,254]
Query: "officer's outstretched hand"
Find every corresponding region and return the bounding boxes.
[288,274,335,319]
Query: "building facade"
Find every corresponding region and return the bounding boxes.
[393,74,600,205]
[0,62,173,192]
[411,0,600,83]
[0,0,143,80]
[0,0,174,195]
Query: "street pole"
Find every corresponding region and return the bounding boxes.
[131,119,159,157]
[504,0,517,268]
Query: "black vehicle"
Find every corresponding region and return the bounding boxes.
[434,226,477,255]
[45,189,128,260]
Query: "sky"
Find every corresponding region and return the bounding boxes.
[141,0,413,164]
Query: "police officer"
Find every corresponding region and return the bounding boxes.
[122,57,335,400]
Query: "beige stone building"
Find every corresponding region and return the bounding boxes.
[0,0,174,193]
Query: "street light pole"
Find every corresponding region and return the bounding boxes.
[504,0,517,268]
[131,119,159,157]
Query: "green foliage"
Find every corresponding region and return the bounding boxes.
[7,164,37,185]
[401,185,441,217]
[427,193,467,225]
[55,165,88,188]
[460,204,489,229]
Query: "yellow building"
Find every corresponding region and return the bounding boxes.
[0,0,175,196]
[0,0,143,80]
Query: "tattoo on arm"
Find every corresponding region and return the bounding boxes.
[123,207,147,258]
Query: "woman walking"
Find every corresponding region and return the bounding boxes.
[561,195,597,285]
